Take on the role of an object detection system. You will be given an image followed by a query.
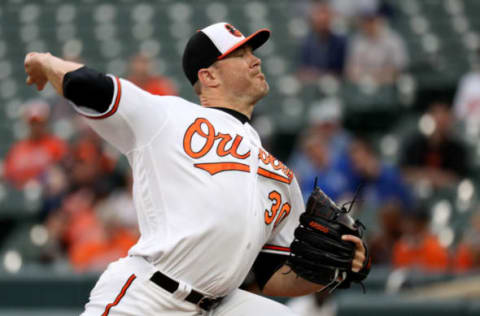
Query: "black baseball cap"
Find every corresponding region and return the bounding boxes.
[182,22,270,85]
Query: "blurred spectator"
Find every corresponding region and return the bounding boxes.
[306,98,350,160]
[68,128,117,188]
[68,172,137,272]
[400,101,469,189]
[392,206,449,272]
[295,131,352,202]
[289,98,351,201]
[4,100,68,189]
[330,0,394,22]
[95,173,137,233]
[39,123,118,220]
[127,53,178,96]
[40,164,69,221]
[341,136,413,265]
[453,49,480,130]
[348,136,413,213]
[330,0,379,21]
[297,1,348,82]
[453,210,480,272]
[40,120,128,271]
[46,172,137,272]
[345,9,408,86]
[368,201,404,264]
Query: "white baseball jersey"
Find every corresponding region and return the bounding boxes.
[72,76,305,297]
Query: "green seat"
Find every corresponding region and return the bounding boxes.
[0,184,41,221]
[337,296,468,316]
[0,223,43,262]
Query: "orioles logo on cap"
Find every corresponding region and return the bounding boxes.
[225,24,243,37]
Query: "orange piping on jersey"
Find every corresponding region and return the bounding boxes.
[263,245,290,253]
[89,76,122,120]
[101,274,136,316]
[194,162,250,175]
[257,167,293,184]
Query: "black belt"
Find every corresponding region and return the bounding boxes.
[150,271,224,311]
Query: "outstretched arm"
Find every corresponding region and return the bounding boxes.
[25,52,115,114]
[24,51,168,155]
[24,52,83,95]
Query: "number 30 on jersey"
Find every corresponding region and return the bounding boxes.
[265,190,291,228]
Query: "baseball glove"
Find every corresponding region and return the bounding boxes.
[287,183,371,293]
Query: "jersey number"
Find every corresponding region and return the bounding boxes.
[265,191,291,228]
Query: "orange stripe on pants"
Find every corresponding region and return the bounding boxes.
[102,274,136,316]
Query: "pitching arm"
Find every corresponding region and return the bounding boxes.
[24,52,173,154]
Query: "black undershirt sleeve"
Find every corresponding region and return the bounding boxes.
[251,253,289,290]
[63,66,114,113]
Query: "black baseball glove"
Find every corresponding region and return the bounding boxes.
[287,184,371,293]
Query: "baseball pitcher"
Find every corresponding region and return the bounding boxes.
[24,22,369,316]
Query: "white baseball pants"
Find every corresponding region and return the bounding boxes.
[80,256,297,316]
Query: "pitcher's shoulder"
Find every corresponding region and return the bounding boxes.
[151,95,203,110]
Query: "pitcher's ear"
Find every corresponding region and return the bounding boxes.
[198,67,219,88]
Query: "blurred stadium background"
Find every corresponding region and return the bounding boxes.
[1,0,480,315]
